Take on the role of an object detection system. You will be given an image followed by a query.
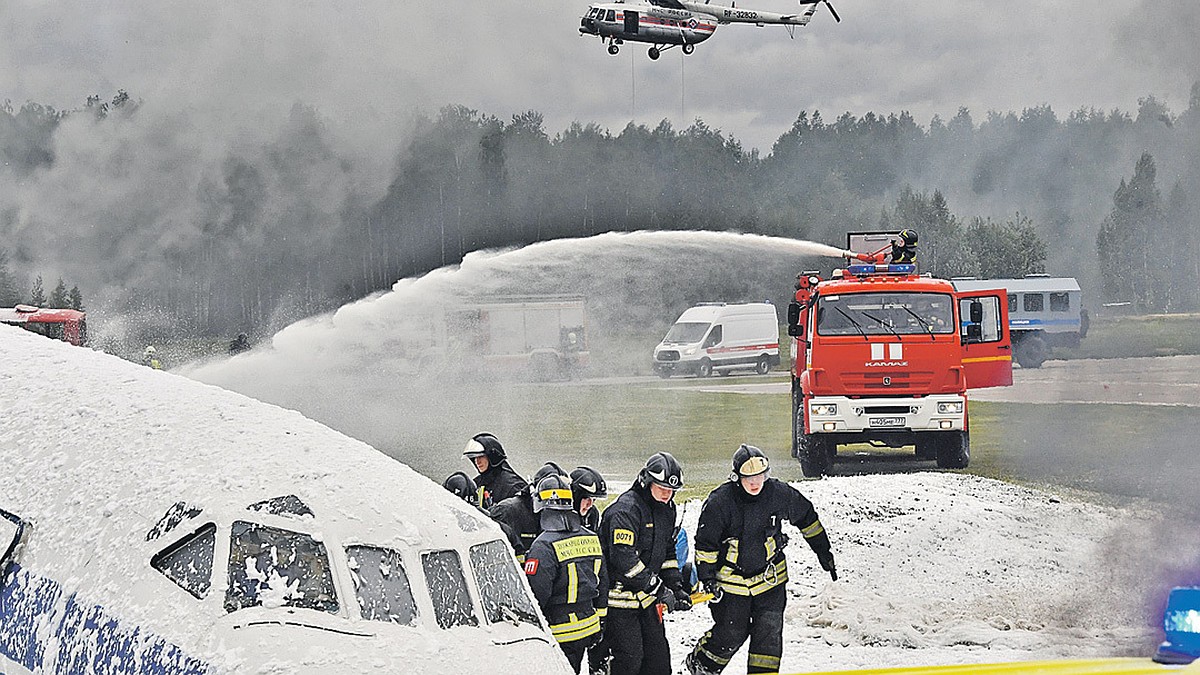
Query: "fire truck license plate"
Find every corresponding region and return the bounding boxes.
[869,417,905,428]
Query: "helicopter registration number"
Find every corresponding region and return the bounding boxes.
[723,9,758,19]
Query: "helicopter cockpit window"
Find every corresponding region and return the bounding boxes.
[422,549,479,629]
[225,520,339,614]
[346,545,419,626]
[151,522,216,599]
[469,540,541,628]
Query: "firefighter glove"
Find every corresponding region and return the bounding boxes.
[818,551,837,581]
[671,586,693,612]
[703,580,724,604]
[645,573,662,594]
[655,581,675,608]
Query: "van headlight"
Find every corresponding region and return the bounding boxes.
[810,403,838,416]
[937,401,964,414]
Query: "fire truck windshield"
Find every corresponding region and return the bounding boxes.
[817,292,954,336]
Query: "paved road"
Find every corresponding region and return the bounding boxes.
[687,355,1200,407]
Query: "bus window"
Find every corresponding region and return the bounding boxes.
[1023,293,1044,312]
[1050,293,1070,312]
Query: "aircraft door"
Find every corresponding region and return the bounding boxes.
[958,291,1013,389]
[624,10,639,34]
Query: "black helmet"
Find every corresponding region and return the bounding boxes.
[899,229,918,246]
[532,461,567,486]
[532,474,574,513]
[731,444,770,478]
[638,452,684,490]
[442,471,477,504]
[463,433,506,465]
[570,466,608,500]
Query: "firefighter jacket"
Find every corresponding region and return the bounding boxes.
[525,518,608,644]
[474,460,528,509]
[694,478,831,597]
[489,491,539,561]
[599,482,685,610]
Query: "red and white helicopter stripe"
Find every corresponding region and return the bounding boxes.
[579,0,839,59]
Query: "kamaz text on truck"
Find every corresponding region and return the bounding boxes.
[787,233,1013,477]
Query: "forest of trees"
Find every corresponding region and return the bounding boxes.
[2,84,1198,343]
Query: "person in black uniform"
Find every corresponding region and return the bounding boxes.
[229,332,251,356]
[443,471,524,554]
[569,466,612,675]
[491,462,568,562]
[463,433,527,509]
[525,473,608,672]
[686,445,836,675]
[890,228,918,264]
[600,452,693,675]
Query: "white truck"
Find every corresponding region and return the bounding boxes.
[391,296,589,381]
[652,302,780,378]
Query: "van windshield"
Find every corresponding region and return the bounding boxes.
[817,293,955,336]
[663,322,710,344]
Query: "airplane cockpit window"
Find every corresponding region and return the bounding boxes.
[247,495,314,519]
[346,545,419,626]
[151,522,216,599]
[225,520,338,614]
[421,549,479,629]
[468,540,540,628]
[1,507,26,573]
[146,501,203,542]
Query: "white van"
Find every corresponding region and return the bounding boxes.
[653,302,780,378]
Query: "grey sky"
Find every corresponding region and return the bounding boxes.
[2,1,1196,153]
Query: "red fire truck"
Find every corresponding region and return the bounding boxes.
[0,305,88,346]
[787,233,1012,476]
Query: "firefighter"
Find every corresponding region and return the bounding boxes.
[444,471,523,555]
[491,461,568,561]
[143,345,162,370]
[525,473,608,672]
[570,466,608,533]
[229,332,251,356]
[463,433,527,509]
[686,444,836,675]
[890,229,918,264]
[600,452,693,675]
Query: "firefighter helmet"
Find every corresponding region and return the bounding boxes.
[532,473,574,513]
[442,471,476,504]
[462,433,506,465]
[899,229,918,246]
[638,452,684,490]
[731,444,770,478]
[570,466,608,500]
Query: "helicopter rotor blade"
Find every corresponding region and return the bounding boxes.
[823,0,841,22]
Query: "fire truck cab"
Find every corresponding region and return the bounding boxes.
[788,237,1012,477]
[0,304,87,346]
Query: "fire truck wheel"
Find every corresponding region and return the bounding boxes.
[697,359,713,378]
[755,356,771,375]
[914,435,937,460]
[798,434,833,477]
[1015,336,1047,369]
[934,431,970,469]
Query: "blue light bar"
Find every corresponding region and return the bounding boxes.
[1155,587,1200,664]
[847,263,916,276]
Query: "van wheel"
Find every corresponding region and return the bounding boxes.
[755,355,771,375]
[657,370,672,379]
[697,359,712,378]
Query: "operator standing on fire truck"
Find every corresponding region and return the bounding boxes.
[686,445,836,675]
[890,228,918,264]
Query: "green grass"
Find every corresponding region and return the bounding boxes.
[1056,312,1200,360]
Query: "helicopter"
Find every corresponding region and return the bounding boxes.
[579,0,840,60]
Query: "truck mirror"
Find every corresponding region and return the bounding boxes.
[787,323,805,339]
[787,302,801,327]
[964,323,983,343]
[969,300,984,324]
